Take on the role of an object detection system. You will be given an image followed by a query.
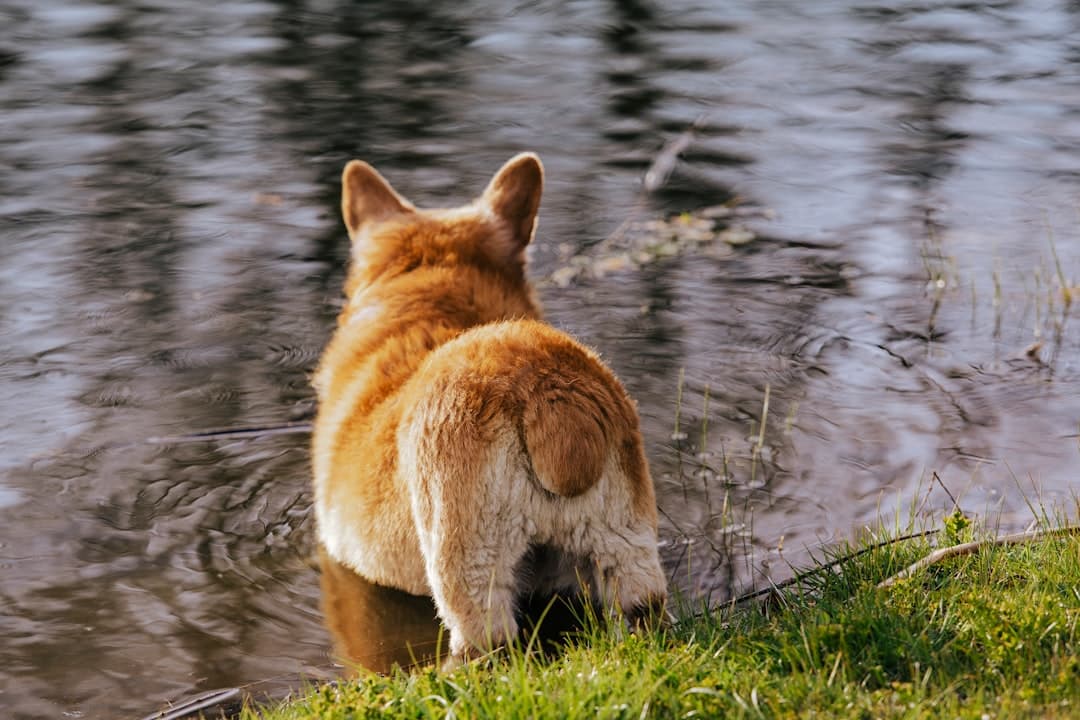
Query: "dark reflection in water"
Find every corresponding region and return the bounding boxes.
[319,548,443,674]
[2,0,1080,717]
[319,548,590,675]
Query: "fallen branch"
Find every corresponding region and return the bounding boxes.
[643,113,709,193]
[876,525,1080,589]
[144,421,313,445]
[729,528,940,606]
[56,421,315,461]
[672,528,941,625]
[140,687,242,720]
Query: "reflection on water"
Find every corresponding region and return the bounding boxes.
[319,548,442,673]
[2,0,1079,717]
[320,549,591,675]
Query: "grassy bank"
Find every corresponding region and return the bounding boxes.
[253,524,1080,719]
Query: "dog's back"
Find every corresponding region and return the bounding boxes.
[312,153,666,663]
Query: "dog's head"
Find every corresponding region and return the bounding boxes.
[339,153,544,297]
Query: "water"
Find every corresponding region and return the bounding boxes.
[2,0,1079,716]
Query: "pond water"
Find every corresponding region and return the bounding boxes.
[2,0,1079,717]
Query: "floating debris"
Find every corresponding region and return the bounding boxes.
[549,265,581,288]
[542,201,774,287]
[1024,340,1045,364]
[716,225,755,246]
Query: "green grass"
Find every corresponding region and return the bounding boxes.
[253,527,1080,719]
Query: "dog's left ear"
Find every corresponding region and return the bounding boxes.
[481,153,543,256]
[341,160,415,241]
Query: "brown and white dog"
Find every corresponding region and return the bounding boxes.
[311,153,667,665]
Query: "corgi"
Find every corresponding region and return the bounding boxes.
[311,153,667,664]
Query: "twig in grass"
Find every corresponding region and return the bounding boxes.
[139,687,243,720]
[739,528,940,601]
[1004,462,1036,519]
[876,526,1080,589]
[673,528,941,623]
[931,471,959,511]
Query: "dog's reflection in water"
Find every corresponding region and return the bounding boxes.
[319,547,594,673]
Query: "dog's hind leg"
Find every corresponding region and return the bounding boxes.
[402,419,531,664]
[582,519,668,629]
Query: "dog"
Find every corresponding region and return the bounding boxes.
[311,152,667,665]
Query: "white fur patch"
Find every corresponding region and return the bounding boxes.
[344,299,382,327]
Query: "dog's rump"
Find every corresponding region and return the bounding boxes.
[397,318,647,503]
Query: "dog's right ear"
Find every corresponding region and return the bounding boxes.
[481,153,543,258]
[341,160,415,240]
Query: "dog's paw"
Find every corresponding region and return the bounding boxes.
[625,594,671,633]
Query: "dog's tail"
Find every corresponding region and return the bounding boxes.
[521,375,629,498]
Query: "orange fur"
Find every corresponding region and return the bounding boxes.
[312,153,666,664]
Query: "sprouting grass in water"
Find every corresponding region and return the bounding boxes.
[663,372,771,584]
[749,383,770,488]
[252,515,1080,720]
[1045,213,1074,312]
[930,219,1077,361]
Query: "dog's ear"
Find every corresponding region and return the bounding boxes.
[481,153,543,255]
[341,160,415,240]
